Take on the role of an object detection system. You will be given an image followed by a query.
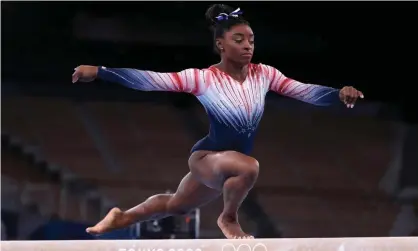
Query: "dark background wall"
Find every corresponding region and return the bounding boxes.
[2,2,417,112]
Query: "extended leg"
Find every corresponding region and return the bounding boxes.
[86,172,220,235]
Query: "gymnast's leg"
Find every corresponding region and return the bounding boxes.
[86,172,221,234]
[189,150,259,239]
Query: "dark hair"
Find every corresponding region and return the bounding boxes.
[205,4,249,53]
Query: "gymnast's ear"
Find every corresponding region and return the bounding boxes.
[215,39,224,52]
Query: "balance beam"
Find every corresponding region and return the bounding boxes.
[1,237,417,251]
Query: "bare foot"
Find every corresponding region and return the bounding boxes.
[217,213,254,239]
[86,207,127,235]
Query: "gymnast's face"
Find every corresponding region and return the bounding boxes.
[217,24,254,65]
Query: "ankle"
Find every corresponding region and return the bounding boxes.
[109,208,129,225]
[220,212,238,222]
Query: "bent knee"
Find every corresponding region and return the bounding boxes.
[241,157,259,183]
[224,151,259,179]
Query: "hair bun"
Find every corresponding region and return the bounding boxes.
[205,4,235,28]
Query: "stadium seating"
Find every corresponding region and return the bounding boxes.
[1,96,401,237]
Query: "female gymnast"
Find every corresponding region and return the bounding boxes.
[72,4,364,239]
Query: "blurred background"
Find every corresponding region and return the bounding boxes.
[1,1,418,240]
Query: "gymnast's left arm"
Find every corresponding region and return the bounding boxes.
[262,64,364,107]
[72,65,208,95]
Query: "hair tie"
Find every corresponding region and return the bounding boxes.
[215,8,243,21]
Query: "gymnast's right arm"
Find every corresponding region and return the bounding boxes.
[72,65,208,95]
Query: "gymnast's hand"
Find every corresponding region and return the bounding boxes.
[339,86,364,108]
[72,65,99,83]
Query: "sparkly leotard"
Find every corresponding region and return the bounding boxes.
[97,63,340,155]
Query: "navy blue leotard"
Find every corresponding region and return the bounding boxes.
[97,63,340,155]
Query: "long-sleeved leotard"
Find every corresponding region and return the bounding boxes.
[97,64,340,155]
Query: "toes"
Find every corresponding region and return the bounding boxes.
[86,228,95,234]
[86,226,102,235]
[232,235,253,239]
